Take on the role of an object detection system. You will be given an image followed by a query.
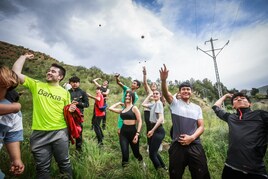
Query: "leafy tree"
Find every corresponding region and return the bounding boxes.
[251,88,259,96]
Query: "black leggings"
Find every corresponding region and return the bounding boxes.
[120,124,143,166]
[149,124,166,169]
[144,111,151,145]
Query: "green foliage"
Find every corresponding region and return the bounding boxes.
[251,88,259,96]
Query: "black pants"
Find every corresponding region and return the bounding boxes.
[222,165,267,179]
[144,111,151,145]
[76,123,83,149]
[169,142,210,179]
[149,124,166,169]
[120,124,143,167]
[92,116,104,144]
[92,104,107,129]
[101,111,106,128]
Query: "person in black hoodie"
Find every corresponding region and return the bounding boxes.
[68,76,89,151]
[212,92,268,179]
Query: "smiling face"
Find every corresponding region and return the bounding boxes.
[179,87,192,101]
[153,90,161,101]
[46,66,62,83]
[125,92,133,104]
[103,80,109,86]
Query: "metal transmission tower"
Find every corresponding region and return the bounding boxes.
[197,38,229,98]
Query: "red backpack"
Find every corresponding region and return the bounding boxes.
[63,104,84,144]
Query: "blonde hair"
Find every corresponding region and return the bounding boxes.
[0,66,19,89]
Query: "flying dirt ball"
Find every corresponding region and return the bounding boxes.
[141,35,144,39]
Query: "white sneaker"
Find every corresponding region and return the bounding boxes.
[146,145,149,153]
[142,161,147,171]
[158,143,163,152]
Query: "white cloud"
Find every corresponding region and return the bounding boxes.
[0,0,267,90]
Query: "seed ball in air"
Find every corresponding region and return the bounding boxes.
[141,35,144,39]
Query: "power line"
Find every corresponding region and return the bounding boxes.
[195,0,198,41]
[211,0,217,38]
[229,0,243,40]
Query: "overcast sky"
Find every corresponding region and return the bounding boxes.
[0,0,267,90]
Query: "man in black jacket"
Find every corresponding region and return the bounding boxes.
[212,92,268,179]
[68,76,89,151]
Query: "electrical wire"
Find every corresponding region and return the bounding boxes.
[229,0,243,41]
[195,0,198,41]
[211,0,217,38]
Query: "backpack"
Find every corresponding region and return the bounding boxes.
[95,102,107,112]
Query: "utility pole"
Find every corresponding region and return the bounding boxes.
[197,38,229,99]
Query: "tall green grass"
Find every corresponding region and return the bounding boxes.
[0,93,267,179]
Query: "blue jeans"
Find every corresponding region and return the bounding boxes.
[0,169,5,179]
[30,128,72,179]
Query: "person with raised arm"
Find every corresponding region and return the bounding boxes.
[142,89,167,171]
[108,90,144,167]
[160,64,210,179]
[12,53,76,179]
[92,77,110,130]
[114,73,140,133]
[212,92,268,179]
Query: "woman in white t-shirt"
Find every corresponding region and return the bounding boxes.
[142,89,167,171]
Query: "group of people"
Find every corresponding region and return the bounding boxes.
[0,53,267,179]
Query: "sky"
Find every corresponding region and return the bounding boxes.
[0,0,268,90]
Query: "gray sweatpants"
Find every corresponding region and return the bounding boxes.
[30,128,72,179]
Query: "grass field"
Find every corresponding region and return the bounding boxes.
[1,92,267,179]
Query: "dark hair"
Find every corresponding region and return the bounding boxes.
[179,81,192,90]
[6,89,20,102]
[231,92,251,105]
[51,63,66,81]
[126,90,135,104]
[134,80,141,88]
[69,76,80,83]
[96,86,102,90]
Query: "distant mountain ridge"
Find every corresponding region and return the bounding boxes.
[258,85,268,95]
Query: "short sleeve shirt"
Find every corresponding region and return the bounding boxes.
[23,76,71,130]
[148,100,164,123]
[170,98,203,143]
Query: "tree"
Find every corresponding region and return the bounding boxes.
[251,88,259,96]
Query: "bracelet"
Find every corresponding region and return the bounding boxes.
[136,132,140,136]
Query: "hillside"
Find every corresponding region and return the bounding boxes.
[0,40,138,96]
[0,40,212,105]
[1,40,265,104]
[258,85,268,95]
